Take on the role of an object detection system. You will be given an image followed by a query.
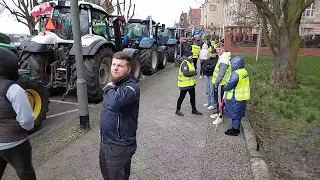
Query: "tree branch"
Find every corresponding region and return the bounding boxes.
[129,4,135,19]
[256,6,277,58]
[127,0,131,20]
[251,0,280,35]
[291,0,314,25]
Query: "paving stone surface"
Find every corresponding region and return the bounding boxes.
[6,64,251,180]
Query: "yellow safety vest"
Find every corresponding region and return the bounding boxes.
[191,45,201,58]
[211,41,217,49]
[226,68,250,101]
[208,45,212,53]
[212,56,231,85]
[178,60,196,87]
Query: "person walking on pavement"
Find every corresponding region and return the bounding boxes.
[0,48,36,180]
[176,51,202,116]
[199,43,210,78]
[210,45,232,119]
[99,51,140,180]
[190,41,201,71]
[223,56,250,136]
[201,49,219,110]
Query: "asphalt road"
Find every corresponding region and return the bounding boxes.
[30,63,175,139]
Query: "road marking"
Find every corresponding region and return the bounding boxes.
[46,109,78,119]
[49,99,79,106]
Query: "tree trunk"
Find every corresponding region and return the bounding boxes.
[269,31,300,89]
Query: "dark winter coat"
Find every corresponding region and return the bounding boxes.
[201,56,218,76]
[100,75,140,146]
[223,56,247,120]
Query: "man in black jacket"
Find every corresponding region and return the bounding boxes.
[201,49,219,110]
[99,51,140,180]
[0,48,36,179]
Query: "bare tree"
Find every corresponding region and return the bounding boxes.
[233,2,260,27]
[0,0,38,34]
[250,0,314,89]
[126,0,135,20]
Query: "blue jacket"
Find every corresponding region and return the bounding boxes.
[100,75,140,146]
[223,56,247,120]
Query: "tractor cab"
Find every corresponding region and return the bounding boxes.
[122,19,157,48]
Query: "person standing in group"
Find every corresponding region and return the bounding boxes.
[99,51,140,180]
[201,49,219,110]
[0,48,36,180]
[199,43,210,78]
[190,41,201,71]
[223,56,250,136]
[210,45,232,119]
[176,51,202,116]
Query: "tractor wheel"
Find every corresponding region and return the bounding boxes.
[140,45,159,75]
[83,46,114,103]
[122,48,141,82]
[166,45,177,62]
[157,50,167,69]
[17,77,49,134]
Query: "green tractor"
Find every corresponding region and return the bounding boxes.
[0,34,49,134]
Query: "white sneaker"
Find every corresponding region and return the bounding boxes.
[207,105,214,110]
[210,113,219,119]
[203,103,208,107]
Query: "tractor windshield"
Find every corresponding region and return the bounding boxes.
[163,29,175,39]
[52,7,89,40]
[124,23,148,40]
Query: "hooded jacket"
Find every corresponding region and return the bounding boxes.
[223,56,247,120]
[199,44,210,60]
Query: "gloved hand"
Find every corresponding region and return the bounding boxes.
[199,75,202,79]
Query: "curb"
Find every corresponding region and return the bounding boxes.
[242,118,274,180]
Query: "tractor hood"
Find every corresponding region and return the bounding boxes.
[167,38,177,45]
[30,31,74,45]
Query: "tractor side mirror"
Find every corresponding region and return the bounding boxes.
[161,24,165,32]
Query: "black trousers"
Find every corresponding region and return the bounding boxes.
[0,140,36,180]
[176,87,196,111]
[192,58,198,70]
[214,85,225,112]
[99,142,137,180]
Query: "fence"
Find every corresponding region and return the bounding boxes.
[224,35,320,56]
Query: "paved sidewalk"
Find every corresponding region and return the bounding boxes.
[32,65,250,180]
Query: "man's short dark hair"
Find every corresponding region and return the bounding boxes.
[112,51,133,67]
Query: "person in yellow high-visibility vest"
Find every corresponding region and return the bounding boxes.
[211,41,217,49]
[223,56,250,136]
[210,45,232,119]
[190,41,201,71]
[176,50,202,116]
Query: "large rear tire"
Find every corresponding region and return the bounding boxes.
[157,50,167,69]
[17,77,49,134]
[166,45,177,62]
[122,48,141,82]
[83,46,114,103]
[140,45,158,75]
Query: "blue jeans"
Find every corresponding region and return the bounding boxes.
[204,76,216,106]
[232,118,242,129]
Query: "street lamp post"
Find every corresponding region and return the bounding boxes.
[70,0,90,130]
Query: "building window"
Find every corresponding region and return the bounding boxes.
[209,4,217,11]
[303,3,315,17]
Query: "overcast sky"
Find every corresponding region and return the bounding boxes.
[0,0,204,35]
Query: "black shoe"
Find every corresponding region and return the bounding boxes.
[175,110,184,116]
[192,110,202,115]
[225,128,240,136]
